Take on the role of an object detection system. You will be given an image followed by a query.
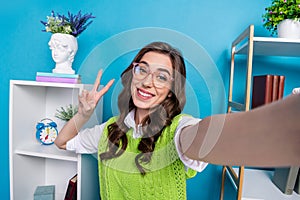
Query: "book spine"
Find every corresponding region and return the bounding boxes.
[36,72,80,78]
[277,76,285,99]
[264,75,273,104]
[272,75,279,101]
[36,76,80,84]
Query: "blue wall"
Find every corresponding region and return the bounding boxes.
[3,0,300,199]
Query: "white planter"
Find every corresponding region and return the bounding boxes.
[277,19,300,39]
[48,33,78,74]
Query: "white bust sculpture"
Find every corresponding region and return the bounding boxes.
[48,33,78,74]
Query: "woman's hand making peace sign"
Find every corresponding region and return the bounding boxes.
[54,70,114,150]
[78,70,115,120]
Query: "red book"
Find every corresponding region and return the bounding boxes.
[272,75,279,101]
[251,75,274,109]
[64,174,77,200]
[278,75,285,100]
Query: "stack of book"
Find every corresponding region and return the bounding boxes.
[36,72,81,84]
[251,74,285,109]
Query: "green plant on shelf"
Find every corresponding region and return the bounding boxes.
[262,0,300,35]
[55,104,78,122]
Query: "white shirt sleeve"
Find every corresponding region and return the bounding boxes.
[66,122,107,154]
[174,115,208,172]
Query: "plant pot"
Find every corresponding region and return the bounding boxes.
[48,33,78,74]
[277,19,300,39]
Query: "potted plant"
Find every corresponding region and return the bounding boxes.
[55,104,78,122]
[262,0,300,38]
[40,11,95,74]
[41,10,95,37]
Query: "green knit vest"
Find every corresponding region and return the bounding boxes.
[98,114,197,200]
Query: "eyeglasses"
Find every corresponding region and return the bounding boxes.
[132,62,174,88]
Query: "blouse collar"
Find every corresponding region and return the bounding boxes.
[124,109,143,139]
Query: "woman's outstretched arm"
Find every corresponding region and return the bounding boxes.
[180,93,300,167]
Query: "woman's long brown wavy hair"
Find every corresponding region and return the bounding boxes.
[99,42,186,175]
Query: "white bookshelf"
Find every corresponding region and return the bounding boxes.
[9,80,102,200]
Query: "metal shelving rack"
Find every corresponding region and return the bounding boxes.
[219,24,300,200]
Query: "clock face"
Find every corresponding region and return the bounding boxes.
[38,126,58,145]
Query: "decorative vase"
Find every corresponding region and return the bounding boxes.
[277,19,300,39]
[48,33,78,74]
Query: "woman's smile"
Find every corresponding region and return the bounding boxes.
[137,88,155,100]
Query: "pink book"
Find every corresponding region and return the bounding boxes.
[36,76,81,84]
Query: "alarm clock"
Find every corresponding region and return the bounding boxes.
[36,118,58,145]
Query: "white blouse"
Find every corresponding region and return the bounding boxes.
[66,110,208,172]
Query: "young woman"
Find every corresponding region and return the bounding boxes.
[55,41,300,199]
